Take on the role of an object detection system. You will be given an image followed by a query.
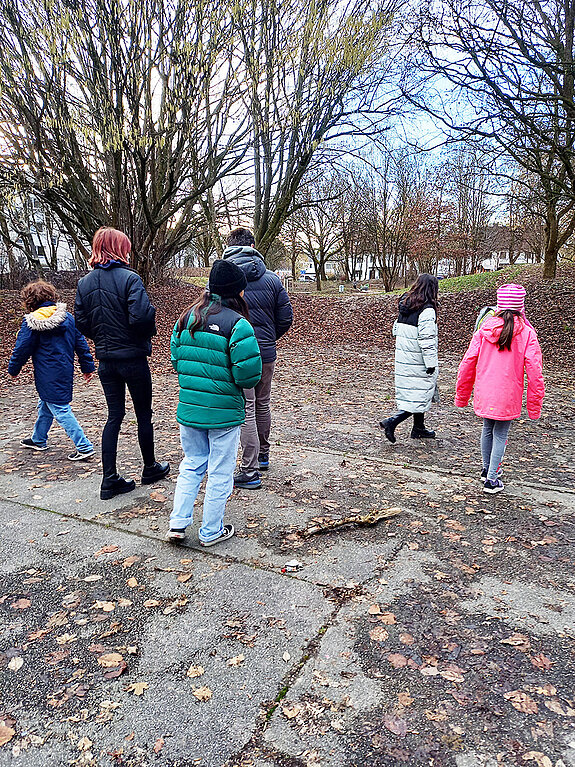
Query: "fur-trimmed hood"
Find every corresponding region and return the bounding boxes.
[24,302,67,332]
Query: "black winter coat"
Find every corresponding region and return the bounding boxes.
[74,263,156,360]
[222,246,293,363]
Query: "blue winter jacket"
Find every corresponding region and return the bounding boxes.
[222,246,293,363]
[8,302,96,405]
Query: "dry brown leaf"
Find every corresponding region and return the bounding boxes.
[177,573,193,583]
[522,752,553,767]
[126,682,148,696]
[504,690,538,714]
[153,738,164,754]
[126,577,139,588]
[192,686,212,702]
[94,545,120,558]
[11,598,31,610]
[143,600,161,608]
[368,604,381,615]
[387,653,408,669]
[379,612,397,625]
[544,699,566,715]
[398,692,414,707]
[0,725,16,747]
[150,491,167,503]
[500,633,531,652]
[7,657,23,671]
[369,627,389,642]
[530,653,553,671]
[118,598,133,607]
[56,633,77,645]
[77,736,92,752]
[186,665,205,678]
[440,666,464,683]
[122,556,140,568]
[383,714,407,737]
[282,703,303,719]
[399,633,415,645]
[97,653,124,668]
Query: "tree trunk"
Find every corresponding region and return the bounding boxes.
[543,206,559,279]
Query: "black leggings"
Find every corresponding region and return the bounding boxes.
[394,411,425,427]
[98,357,155,477]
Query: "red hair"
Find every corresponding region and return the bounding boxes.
[89,227,131,267]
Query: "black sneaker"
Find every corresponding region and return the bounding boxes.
[21,438,48,451]
[166,528,187,542]
[199,524,235,547]
[258,453,270,471]
[141,461,170,485]
[233,469,262,489]
[483,478,504,494]
[100,475,136,501]
[68,448,95,461]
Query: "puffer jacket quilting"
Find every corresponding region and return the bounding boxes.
[8,301,95,404]
[393,301,439,413]
[222,246,293,363]
[74,263,156,359]
[171,303,262,429]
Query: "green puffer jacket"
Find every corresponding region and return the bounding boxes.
[170,302,262,429]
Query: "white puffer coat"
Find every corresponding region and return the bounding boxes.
[393,300,439,413]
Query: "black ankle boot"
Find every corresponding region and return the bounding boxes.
[100,474,136,500]
[411,413,435,439]
[379,411,411,444]
[141,461,170,485]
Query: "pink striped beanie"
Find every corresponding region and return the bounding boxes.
[497,283,526,313]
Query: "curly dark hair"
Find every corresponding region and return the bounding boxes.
[402,273,439,313]
[227,227,255,247]
[21,280,59,312]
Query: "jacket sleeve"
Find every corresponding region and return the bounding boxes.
[229,318,262,389]
[417,308,439,369]
[170,323,180,372]
[127,274,157,337]
[74,284,90,338]
[8,320,35,376]
[73,321,96,374]
[455,333,481,406]
[274,283,293,340]
[524,330,545,419]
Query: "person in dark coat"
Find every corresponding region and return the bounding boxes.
[8,280,96,460]
[222,227,293,488]
[75,227,169,500]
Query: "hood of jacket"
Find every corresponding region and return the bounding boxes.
[24,302,67,332]
[222,246,267,282]
[479,314,525,345]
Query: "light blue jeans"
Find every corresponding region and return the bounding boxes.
[170,424,241,543]
[481,418,512,481]
[31,399,94,452]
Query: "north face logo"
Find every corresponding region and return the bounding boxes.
[209,324,220,331]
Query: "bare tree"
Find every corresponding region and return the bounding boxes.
[0,0,249,282]
[411,0,575,278]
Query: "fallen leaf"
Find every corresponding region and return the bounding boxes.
[379,612,396,625]
[227,654,245,667]
[153,738,164,754]
[126,578,139,588]
[83,575,103,582]
[522,752,553,767]
[77,736,92,752]
[91,601,115,612]
[122,556,140,568]
[282,651,291,662]
[7,657,23,671]
[500,633,531,652]
[56,633,78,645]
[11,598,31,610]
[97,653,124,668]
[398,691,414,707]
[186,666,205,678]
[531,653,553,671]
[440,666,464,683]
[126,682,148,696]
[282,704,303,719]
[143,600,161,608]
[118,598,133,607]
[383,714,407,737]
[0,725,16,747]
[504,690,538,714]
[177,573,193,583]
[399,633,415,645]
[368,604,381,615]
[150,491,167,503]
[387,653,408,669]
[420,666,439,676]
[94,545,120,558]
[369,627,389,642]
[192,686,212,702]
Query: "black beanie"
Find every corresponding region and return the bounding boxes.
[208,259,247,298]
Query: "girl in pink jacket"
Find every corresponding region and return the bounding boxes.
[455,284,545,494]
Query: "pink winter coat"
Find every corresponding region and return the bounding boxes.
[455,316,545,420]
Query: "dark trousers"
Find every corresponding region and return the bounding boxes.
[98,357,155,477]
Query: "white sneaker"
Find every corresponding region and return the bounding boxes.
[68,449,95,461]
[199,524,235,547]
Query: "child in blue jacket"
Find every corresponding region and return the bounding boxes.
[8,280,96,460]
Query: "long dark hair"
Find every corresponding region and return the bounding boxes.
[496,309,521,352]
[402,273,439,313]
[176,291,250,336]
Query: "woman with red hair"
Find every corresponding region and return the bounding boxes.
[75,227,169,500]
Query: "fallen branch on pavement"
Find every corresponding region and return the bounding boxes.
[300,507,402,538]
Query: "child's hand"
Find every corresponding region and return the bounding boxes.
[83,372,95,384]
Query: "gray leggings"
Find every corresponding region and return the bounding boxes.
[481,418,512,480]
